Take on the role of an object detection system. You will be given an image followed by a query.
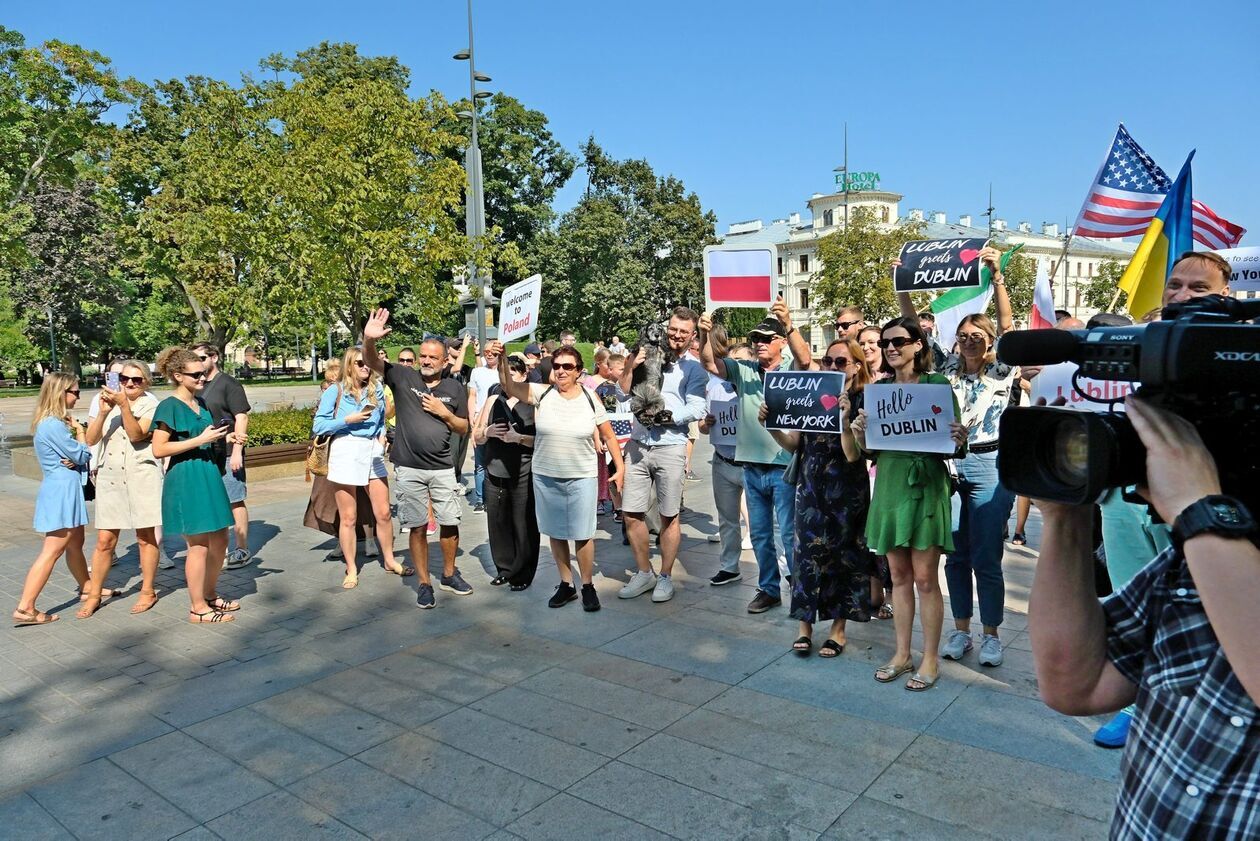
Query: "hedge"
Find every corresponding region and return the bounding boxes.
[248,407,317,446]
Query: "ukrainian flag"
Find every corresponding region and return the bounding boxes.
[1117,152,1195,320]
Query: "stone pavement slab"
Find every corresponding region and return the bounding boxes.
[1,435,1119,839]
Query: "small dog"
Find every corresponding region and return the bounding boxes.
[629,321,677,428]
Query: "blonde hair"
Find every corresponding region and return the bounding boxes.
[118,359,152,389]
[31,372,78,433]
[156,346,202,384]
[323,358,342,387]
[338,346,380,403]
[957,313,998,366]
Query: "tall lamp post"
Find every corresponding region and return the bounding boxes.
[454,0,494,348]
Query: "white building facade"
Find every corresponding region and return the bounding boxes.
[723,185,1137,350]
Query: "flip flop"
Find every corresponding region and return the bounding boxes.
[874,661,914,683]
[386,563,415,577]
[905,672,939,692]
[818,640,844,658]
[792,635,812,657]
[13,608,59,627]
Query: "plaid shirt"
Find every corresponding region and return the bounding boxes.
[1103,545,1259,839]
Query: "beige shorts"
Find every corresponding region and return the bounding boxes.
[395,466,462,528]
[621,441,687,518]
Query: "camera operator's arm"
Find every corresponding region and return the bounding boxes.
[1128,396,1260,703]
[1029,503,1138,715]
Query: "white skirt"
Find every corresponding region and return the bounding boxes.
[327,436,387,487]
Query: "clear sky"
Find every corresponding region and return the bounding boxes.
[9,0,1258,240]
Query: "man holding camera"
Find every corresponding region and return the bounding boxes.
[1029,251,1257,839]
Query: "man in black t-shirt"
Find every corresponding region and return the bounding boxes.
[364,311,472,609]
[194,342,254,569]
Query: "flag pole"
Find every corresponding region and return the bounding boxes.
[1106,285,1124,313]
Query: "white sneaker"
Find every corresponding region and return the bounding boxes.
[618,570,658,599]
[651,576,675,603]
[158,551,175,570]
[363,537,380,558]
[978,633,1004,667]
[224,548,253,570]
[706,533,721,543]
[741,534,753,550]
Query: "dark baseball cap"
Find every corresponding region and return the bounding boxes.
[1087,312,1134,328]
[523,343,542,356]
[748,317,788,340]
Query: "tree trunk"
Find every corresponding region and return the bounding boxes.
[63,347,82,379]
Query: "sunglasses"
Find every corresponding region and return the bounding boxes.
[179,369,208,379]
[552,362,579,372]
[398,357,415,364]
[819,356,854,368]
[957,333,988,345]
[878,336,917,350]
[120,375,146,386]
[750,335,777,345]
[196,354,212,361]
[353,360,369,368]
[65,388,81,396]
[834,320,861,332]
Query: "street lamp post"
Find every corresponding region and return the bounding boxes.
[45,306,57,371]
[454,0,494,348]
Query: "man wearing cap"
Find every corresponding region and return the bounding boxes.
[615,307,709,603]
[522,343,544,382]
[699,298,811,614]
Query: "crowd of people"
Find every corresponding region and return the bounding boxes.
[9,238,1254,836]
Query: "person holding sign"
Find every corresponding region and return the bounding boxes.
[697,324,749,586]
[761,338,877,658]
[897,245,1018,668]
[851,317,966,691]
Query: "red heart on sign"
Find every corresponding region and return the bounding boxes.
[931,404,943,414]
[819,394,839,411]
[959,249,980,264]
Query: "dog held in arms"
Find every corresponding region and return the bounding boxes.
[630,321,676,427]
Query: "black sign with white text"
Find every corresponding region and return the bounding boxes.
[763,370,847,434]
[894,238,988,293]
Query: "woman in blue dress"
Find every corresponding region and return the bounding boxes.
[13,373,92,626]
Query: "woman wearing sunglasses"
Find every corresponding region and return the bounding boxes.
[487,341,625,612]
[897,246,1018,668]
[851,318,966,691]
[150,347,237,624]
[312,347,409,589]
[12,374,93,626]
[761,338,879,658]
[79,360,165,617]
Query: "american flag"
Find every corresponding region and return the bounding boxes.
[608,413,634,447]
[1073,125,1245,250]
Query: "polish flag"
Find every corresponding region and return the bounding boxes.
[705,246,776,309]
[1029,258,1057,330]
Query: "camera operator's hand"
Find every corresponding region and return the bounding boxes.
[1126,395,1221,524]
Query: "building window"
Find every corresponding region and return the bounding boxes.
[777,256,783,275]
[800,289,809,310]
[822,209,833,227]
[1077,262,1082,276]
[879,206,890,223]
[799,254,809,273]
[1088,263,1093,277]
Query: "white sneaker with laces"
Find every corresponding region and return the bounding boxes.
[618,570,657,599]
[978,633,1004,667]
[941,628,973,660]
[651,576,675,603]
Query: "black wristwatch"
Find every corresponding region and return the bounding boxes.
[1172,495,1256,550]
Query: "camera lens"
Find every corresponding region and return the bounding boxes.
[1048,418,1090,488]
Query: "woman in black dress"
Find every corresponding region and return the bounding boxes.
[471,352,540,589]
[762,338,877,657]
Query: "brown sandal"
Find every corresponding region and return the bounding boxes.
[189,609,234,624]
[13,608,59,627]
[78,587,121,601]
[75,596,103,619]
[207,596,240,612]
[130,590,158,615]
[385,562,415,577]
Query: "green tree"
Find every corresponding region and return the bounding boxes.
[529,138,717,340]
[998,249,1036,320]
[813,206,925,324]
[1082,259,1128,311]
[0,287,38,373]
[715,307,767,339]
[10,179,121,374]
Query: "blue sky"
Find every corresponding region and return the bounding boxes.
[10,0,1258,240]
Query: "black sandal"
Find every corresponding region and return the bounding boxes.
[189,609,234,624]
[1011,532,1027,546]
[207,596,240,612]
[509,582,530,591]
[818,640,844,658]
[792,635,812,657]
[490,576,508,586]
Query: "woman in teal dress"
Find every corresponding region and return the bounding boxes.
[12,373,93,626]
[852,317,966,691]
[151,347,237,624]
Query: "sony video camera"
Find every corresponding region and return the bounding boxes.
[995,295,1260,506]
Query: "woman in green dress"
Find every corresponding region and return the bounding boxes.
[852,317,966,691]
[151,347,237,624]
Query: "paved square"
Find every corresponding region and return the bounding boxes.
[0,436,1119,839]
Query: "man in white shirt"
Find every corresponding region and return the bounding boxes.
[467,348,502,512]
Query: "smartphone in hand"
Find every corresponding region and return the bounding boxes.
[106,372,120,391]
[215,417,234,431]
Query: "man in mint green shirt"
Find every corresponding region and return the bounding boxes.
[699,299,811,614]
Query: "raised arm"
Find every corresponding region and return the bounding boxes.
[981,246,1015,335]
[893,258,918,320]
[486,341,530,404]
[771,296,812,370]
[361,308,392,376]
[697,312,726,379]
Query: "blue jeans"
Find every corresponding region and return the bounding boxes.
[471,444,486,505]
[945,450,1014,629]
[742,463,796,598]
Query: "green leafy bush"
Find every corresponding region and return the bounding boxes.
[248,407,316,446]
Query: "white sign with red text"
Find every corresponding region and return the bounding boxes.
[1031,363,1132,412]
[497,274,542,343]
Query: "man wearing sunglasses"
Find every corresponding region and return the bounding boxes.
[834,306,866,341]
[193,342,253,570]
[700,297,811,615]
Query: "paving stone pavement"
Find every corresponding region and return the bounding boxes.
[0,438,1118,839]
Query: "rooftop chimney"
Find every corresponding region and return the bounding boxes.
[992,219,1007,231]
[788,212,801,225]
[1041,222,1060,237]
[958,214,972,227]
[908,208,924,221]
[726,220,763,235]
[931,211,947,224]
[1018,221,1032,233]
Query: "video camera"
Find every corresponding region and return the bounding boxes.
[996,295,1260,507]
